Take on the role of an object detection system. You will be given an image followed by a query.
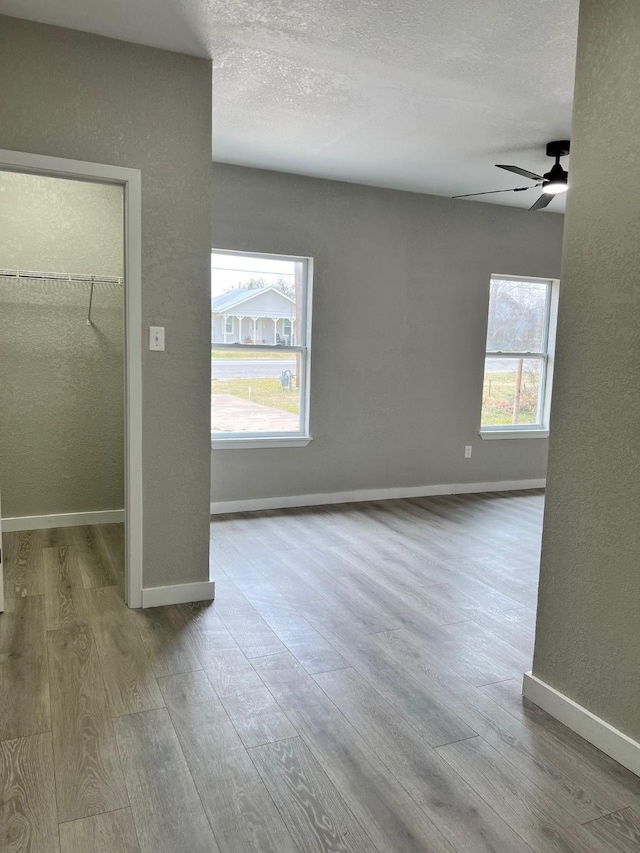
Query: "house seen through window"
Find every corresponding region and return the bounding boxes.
[211,250,312,442]
[481,276,557,433]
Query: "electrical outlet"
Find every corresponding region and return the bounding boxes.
[464,445,472,459]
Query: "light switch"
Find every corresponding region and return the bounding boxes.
[149,326,165,351]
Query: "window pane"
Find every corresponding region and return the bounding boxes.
[212,253,302,346]
[481,357,543,426]
[486,279,548,352]
[211,349,301,434]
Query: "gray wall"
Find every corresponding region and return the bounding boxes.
[533,0,640,740]
[0,16,212,589]
[0,172,124,518]
[211,164,564,503]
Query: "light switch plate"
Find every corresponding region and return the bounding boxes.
[149,326,165,351]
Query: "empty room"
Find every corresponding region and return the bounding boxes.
[1,1,639,851]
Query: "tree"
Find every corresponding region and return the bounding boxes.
[224,276,295,300]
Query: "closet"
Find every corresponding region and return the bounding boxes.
[0,170,125,607]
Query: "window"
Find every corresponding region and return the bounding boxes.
[480,276,557,437]
[211,250,313,447]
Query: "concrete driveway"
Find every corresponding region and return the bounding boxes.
[211,393,299,433]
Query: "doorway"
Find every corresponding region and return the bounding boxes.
[0,150,142,609]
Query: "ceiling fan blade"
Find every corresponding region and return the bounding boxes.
[529,193,554,211]
[496,164,544,181]
[452,186,533,199]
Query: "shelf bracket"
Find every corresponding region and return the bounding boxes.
[87,278,95,326]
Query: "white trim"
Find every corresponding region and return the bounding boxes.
[2,509,125,533]
[480,430,549,440]
[210,479,546,514]
[482,276,560,436]
[141,580,215,608]
[452,479,545,494]
[0,488,4,612]
[211,249,313,445]
[523,672,640,778]
[212,436,312,450]
[0,149,143,608]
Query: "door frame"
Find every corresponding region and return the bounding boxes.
[0,149,143,608]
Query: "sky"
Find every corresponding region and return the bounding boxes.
[211,252,295,298]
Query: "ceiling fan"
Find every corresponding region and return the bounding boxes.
[453,140,570,211]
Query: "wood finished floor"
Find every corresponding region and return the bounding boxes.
[2,492,640,852]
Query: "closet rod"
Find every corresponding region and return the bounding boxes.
[0,268,124,325]
[0,268,123,285]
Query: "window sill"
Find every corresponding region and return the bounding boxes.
[212,436,312,450]
[479,429,549,440]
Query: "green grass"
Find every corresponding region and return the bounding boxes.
[482,371,539,426]
[212,349,293,359]
[211,377,300,414]
[212,367,538,425]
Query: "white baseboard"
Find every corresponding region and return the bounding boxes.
[141,580,215,608]
[210,479,546,515]
[523,672,640,778]
[2,509,125,533]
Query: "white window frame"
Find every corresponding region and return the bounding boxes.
[211,249,313,449]
[480,274,559,440]
[224,315,233,334]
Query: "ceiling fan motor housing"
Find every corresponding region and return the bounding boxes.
[542,139,571,192]
[544,162,568,183]
[546,140,571,158]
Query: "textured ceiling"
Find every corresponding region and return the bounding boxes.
[0,0,579,208]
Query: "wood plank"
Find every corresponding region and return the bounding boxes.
[436,736,612,853]
[168,699,299,853]
[1,529,46,600]
[48,622,128,822]
[0,733,59,853]
[68,527,119,589]
[219,563,348,659]
[169,601,240,666]
[278,548,401,634]
[438,617,532,682]
[582,807,640,853]
[473,605,537,657]
[43,547,90,631]
[114,708,220,853]
[250,650,307,686]
[130,606,201,678]
[480,678,640,814]
[202,647,264,697]
[214,597,288,659]
[250,736,379,853]
[157,670,217,707]
[314,667,534,853]
[88,586,164,717]
[266,658,458,853]
[420,579,531,623]
[96,524,125,581]
[371,627,628,822]
[336,558,464,627]
[0,596,50,741]
[217,684,297,749]
[284,635,349,675]
[308,625,477,748]
[59,808,140,853]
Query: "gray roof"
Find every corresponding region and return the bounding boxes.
[212,286,294,313]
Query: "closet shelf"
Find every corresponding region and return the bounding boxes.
[0,268,123,325]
